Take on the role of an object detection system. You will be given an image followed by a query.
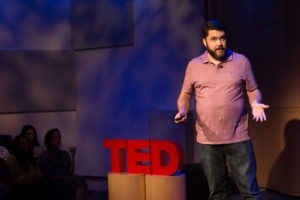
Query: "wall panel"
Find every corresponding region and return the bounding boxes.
[0,51,76,113]
[0,0,71,50]
[262,0,300,25]
[262,21,300,107]
[71,0,133,50]
[207,0,261,28]
[250,108,300,196]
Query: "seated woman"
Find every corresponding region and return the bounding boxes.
[41,128,88,200]
[21,125,44,161]
[21,125,40,147]
[6,135,43,200]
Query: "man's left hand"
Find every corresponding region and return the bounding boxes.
[252,103,269,122]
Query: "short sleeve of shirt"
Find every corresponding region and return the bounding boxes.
[181,62,195,95]
[243,57,258,91]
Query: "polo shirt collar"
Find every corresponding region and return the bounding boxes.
[200,49,233,64]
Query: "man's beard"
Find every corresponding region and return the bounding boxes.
[206,45,227,61]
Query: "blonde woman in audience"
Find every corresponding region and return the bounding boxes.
[6,135,43,200]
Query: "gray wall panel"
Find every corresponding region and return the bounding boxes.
[71,0,133,50]
[0,0,71,50]
[0,51,76,113]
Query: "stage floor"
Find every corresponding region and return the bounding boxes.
[88,189,300,200]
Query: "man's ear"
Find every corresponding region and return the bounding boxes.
[202,38,207,47]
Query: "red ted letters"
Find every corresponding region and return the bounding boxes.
[104,139,184,176]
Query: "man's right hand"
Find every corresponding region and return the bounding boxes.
[174,110,187,124]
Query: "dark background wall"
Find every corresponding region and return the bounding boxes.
[207,0,300,196]
[0,0,299,196]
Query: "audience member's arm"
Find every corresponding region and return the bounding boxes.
[69,147,76,175]
[6,155,36,185]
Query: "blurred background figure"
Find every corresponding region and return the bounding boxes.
[0,157,11,200]
[0,146,10,161]
[21,125,44,163]
[42,128,88,200]
[6,135,43,200]
[21,125,40,147]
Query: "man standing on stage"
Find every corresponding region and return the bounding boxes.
[175,20,269,199]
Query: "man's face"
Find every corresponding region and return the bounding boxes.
[203,30,227,61]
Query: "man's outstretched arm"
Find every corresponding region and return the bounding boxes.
[247,89,269,122]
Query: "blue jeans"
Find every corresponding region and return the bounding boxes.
[199,140,264,200]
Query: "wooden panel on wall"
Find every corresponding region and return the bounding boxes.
[261,21,300,107]
[71,0,133,50]
[250,108,300,196]
[207,0,261,28]
[0,51,76,113]
[262,0,300,25]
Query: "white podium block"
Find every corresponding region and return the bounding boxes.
[108,173,145,200]
[145,174,186,200]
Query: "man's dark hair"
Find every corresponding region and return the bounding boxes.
[202,20,227,39]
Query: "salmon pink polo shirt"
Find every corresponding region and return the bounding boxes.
[181,50,258,144]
